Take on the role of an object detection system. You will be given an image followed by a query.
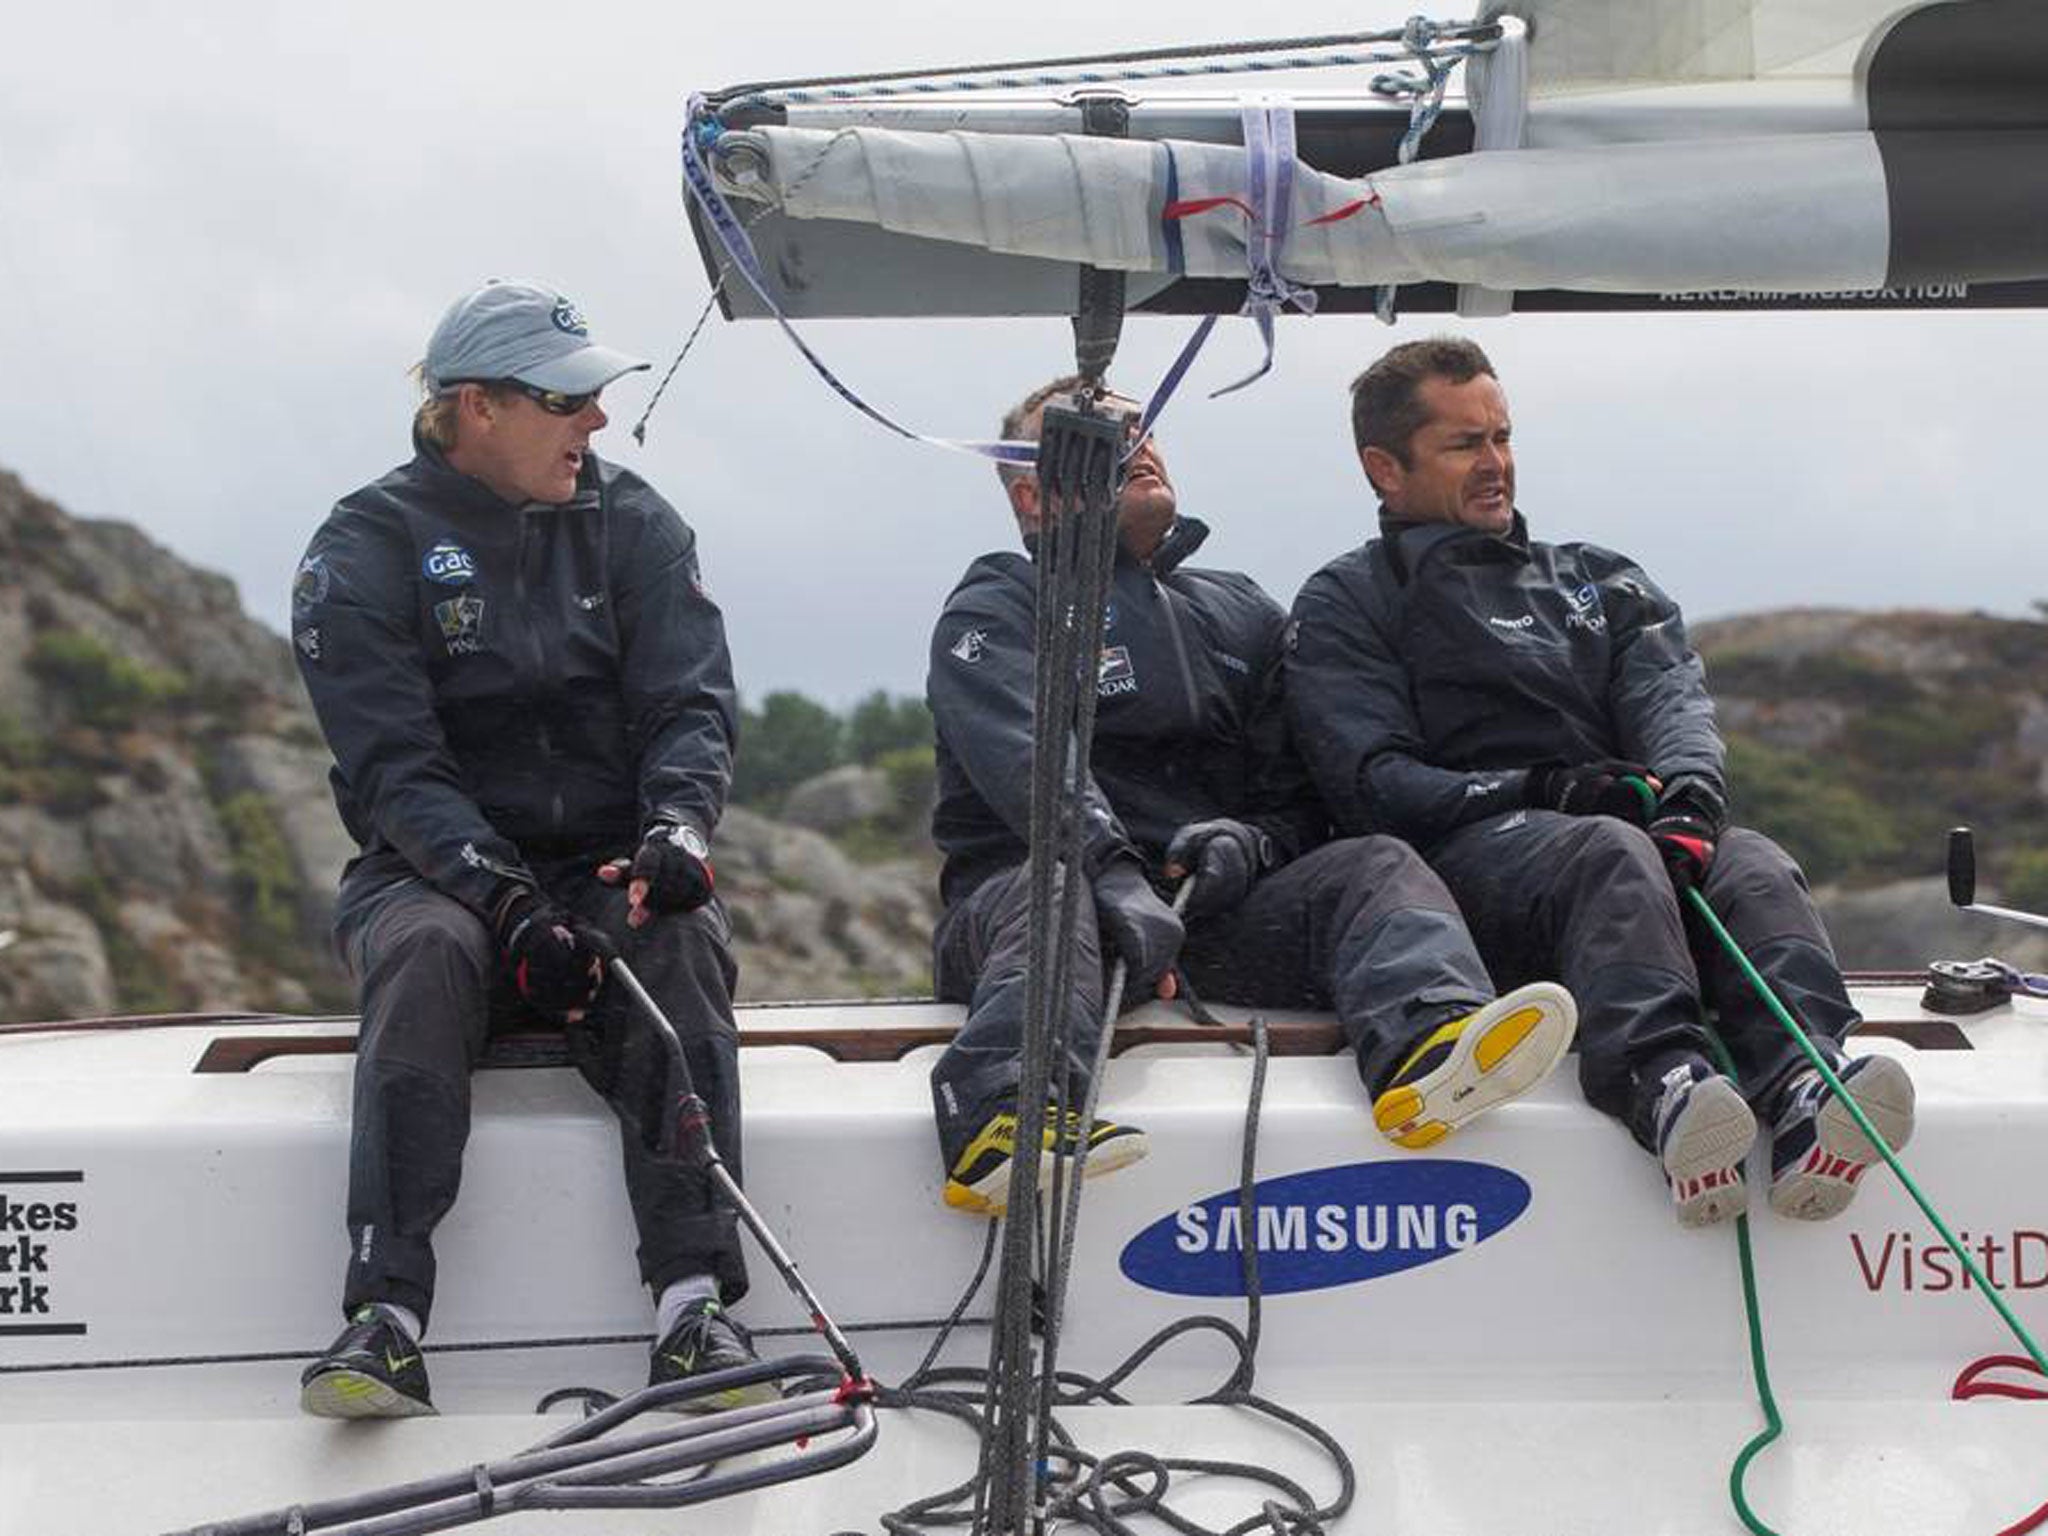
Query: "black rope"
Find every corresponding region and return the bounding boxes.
[865,1013,1357,1536]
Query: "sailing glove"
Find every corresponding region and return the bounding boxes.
[1092,857,1184,997]
[1525,760,1657,823]
[493,887,612,1019]
[630,821,716,914]
[1647,776,1728,892]
[1163,818,1272,920]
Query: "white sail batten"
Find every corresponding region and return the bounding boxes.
[718,123,1891,293]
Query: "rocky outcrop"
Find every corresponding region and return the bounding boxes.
[780,765,896,834]
[713,806,937,998]
[0,468,939,1021]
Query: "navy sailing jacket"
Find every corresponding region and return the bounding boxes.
[291,440,738,919]
[927,516,1328,908]
[1286,511,1723,846]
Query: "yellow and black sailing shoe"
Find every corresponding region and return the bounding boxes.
[648,1298,781,1412]
[299,1304,436,1419]
[943,1104,1149,1217]
[1371,981,1577,1150]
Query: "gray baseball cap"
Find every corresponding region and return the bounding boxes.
[422,279,650,395]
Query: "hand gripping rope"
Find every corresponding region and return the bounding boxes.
[166,957,877,1536]
[1626,782,2048,1536]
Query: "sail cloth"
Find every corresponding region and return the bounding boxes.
[695,0,2048,315]
[1475,0,1903,93]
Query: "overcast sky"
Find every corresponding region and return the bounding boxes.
[3,1,2043,707]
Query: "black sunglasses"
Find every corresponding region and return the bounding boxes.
[447,379,600,416]
[508,381,601,416]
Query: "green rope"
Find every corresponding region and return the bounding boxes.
[1683,886,2048,1377]
[1695,1028,1784,1536]
[1620,775,2048,1529]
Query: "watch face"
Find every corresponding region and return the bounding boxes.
[669,823,709,860]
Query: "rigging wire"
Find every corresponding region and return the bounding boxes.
[710,22,1500,108]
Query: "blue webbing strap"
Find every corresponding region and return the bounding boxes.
[1210,98,1318,398]
[681,96,1037,470]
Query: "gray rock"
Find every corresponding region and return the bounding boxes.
[84,748,234,902]
[117,898,252,1013]
[0,871,114,1020]
[213,732,355,909]
[782,765,896,833]
[0,807,91,891]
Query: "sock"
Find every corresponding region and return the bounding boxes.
[367,1301,423,1343]
[655,1274,719,1340]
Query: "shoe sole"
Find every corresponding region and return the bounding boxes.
[1662,1076,1757,1229]
[300,1367,436,1420]
[1372,982,1577,1150]
[1771,1054,1915,1222]
[943,1130,1150,1217]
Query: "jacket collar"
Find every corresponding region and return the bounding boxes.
[406,428,602,515]
[1378,507,1529,583]
[1024,515,1210,576]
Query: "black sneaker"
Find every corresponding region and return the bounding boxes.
[648,1298,780,1412]
[299,1304,435,1419]
[942,1103,1148,1217]
[1652,1063,1756,1228]
[1768,1054,1915,1221]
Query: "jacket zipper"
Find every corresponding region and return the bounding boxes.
[1153,576,1202,732]
[515,511,567,835]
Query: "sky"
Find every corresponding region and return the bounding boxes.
[3,1,2043,708]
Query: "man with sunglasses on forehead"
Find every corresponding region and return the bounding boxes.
[291,280,764,1418]
[923,375,1575,1218]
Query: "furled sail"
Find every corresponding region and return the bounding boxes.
[689,0,2048,317]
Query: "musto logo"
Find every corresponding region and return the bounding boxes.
[1120,1159,1529,1297]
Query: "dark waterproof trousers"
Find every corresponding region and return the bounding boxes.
[334,851,747,1327]
[1425,812,1857,1150]
[930,837,1495,1160]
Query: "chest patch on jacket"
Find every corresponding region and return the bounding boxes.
[1098,645,1138,697]
[433,595,486,656]
[422,539,476,585]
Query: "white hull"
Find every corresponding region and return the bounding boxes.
[5,981,2047,1533]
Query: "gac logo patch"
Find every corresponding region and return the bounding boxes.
[1119,1158,1531,1297]
[422,540,476,585]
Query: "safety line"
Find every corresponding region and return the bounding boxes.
[0,1316,987,1377]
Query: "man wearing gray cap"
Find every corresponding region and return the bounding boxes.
[291,280,763,1417]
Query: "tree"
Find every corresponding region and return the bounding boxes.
[732,691,844,807]
[846,690,933,764]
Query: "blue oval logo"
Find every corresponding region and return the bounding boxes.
[1119,1159,1530,1297]
[422,539,476,585]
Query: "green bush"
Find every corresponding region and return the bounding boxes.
[846,691,933,765]
[28,630,186,727]
[218,793,302,963]
[876,744,937,829]
[1725,738,1906,886]
[2004,848,2048,914]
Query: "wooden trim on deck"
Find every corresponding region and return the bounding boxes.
[185,992,1973,1074]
